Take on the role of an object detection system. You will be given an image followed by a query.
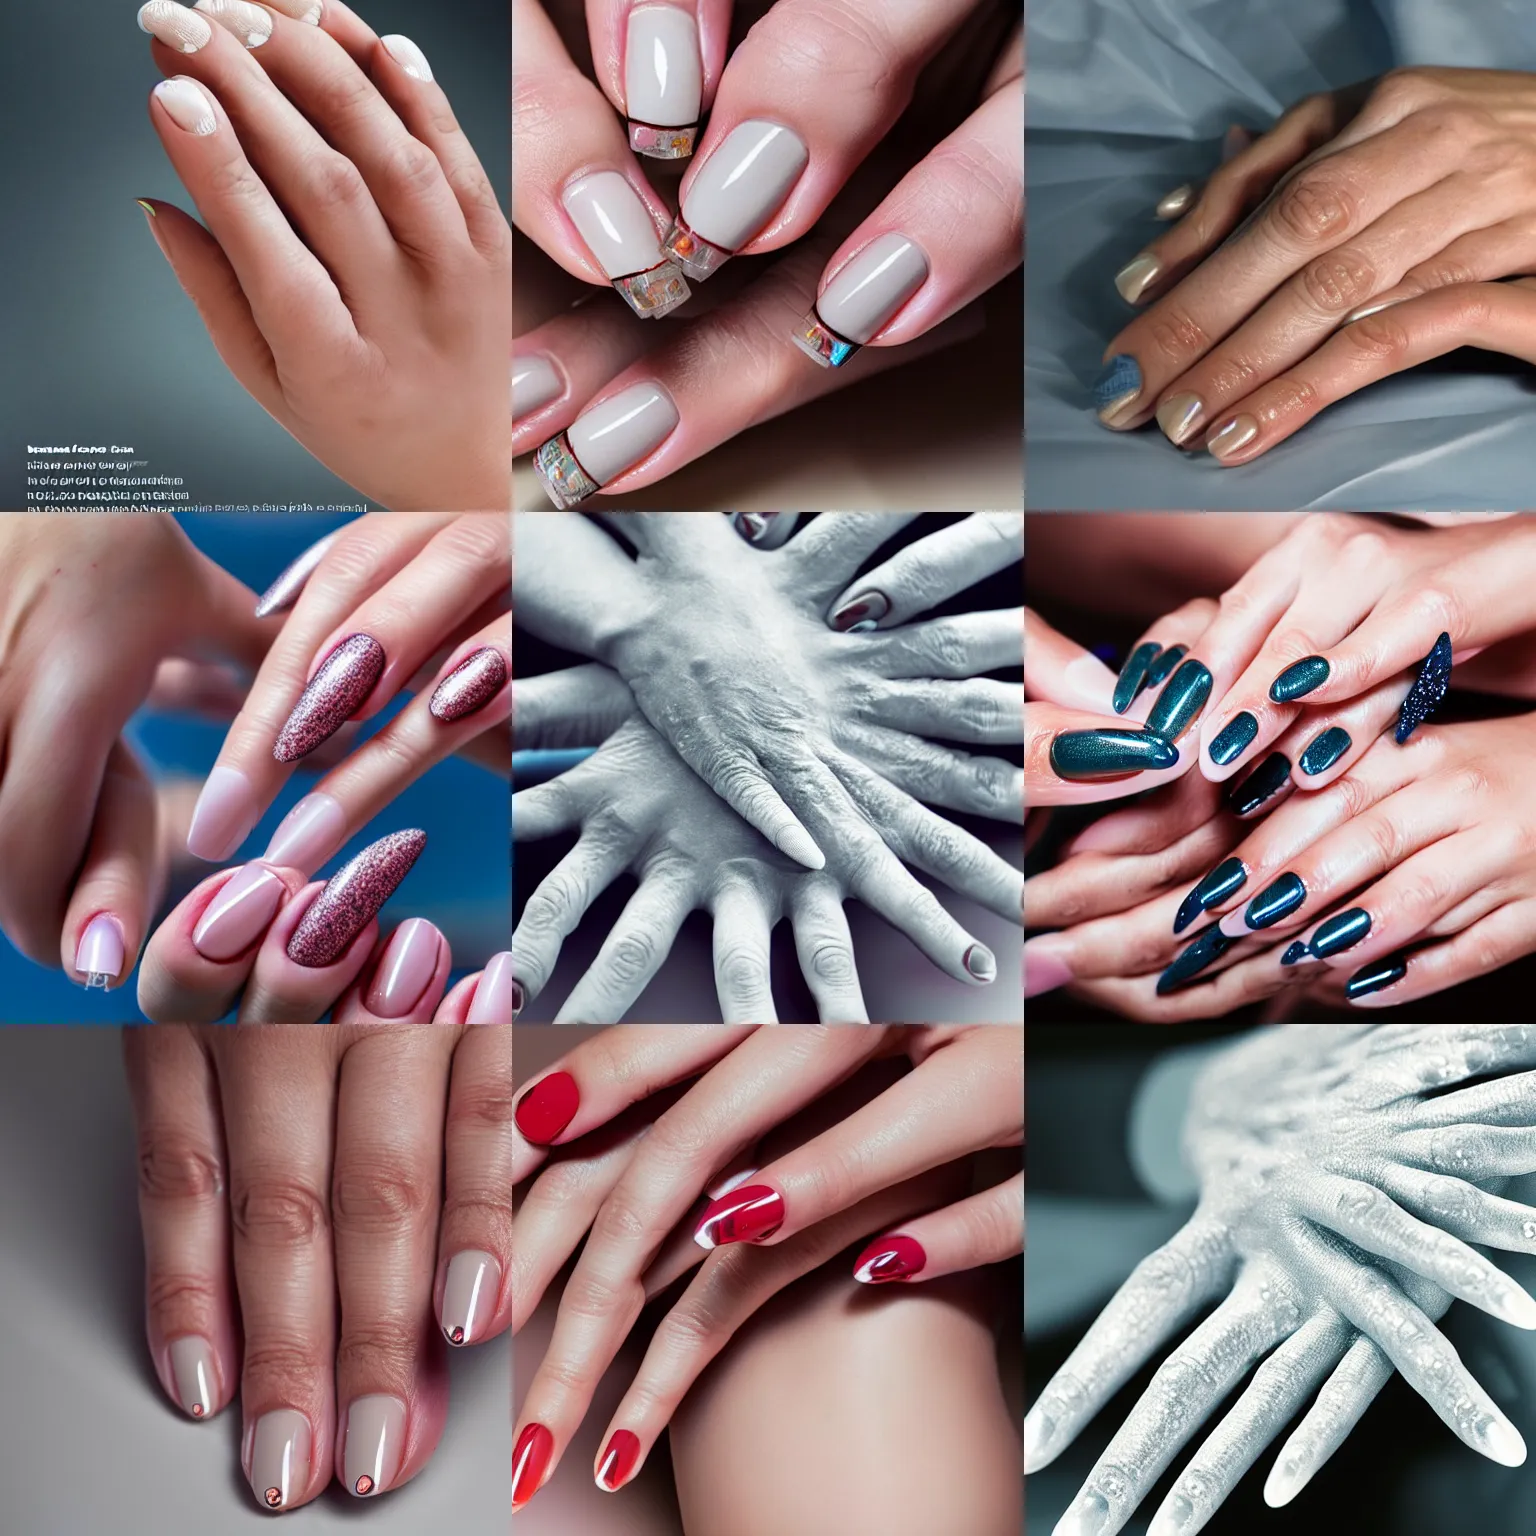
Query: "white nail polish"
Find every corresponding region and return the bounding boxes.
[561,171,691,319]
[533,382,680,506]
[381,33,433,81]
[193,0,273,48]
[263,0,323,20]
[793,233,929,367]
[1484,1415,1527,1468]
[512,356,563,421]
[139,1,214,51]
[1115,253,1161,304]
[153,77,219,136]
[625,5,702,159]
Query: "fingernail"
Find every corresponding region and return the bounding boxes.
[597,1429,642,1492]
[853,1233,927,1283]
[1264,1455,1307,1507]
[1310,907,1371,958]
[1225,750,1292,816]
[430,646,508,723]
[512,355,563,423]
[1024,936,1074,998]
[139,2,213,52]
[187,765,261,861]
[1207,710,1258,766]
[1156,183,1194,219]
[830,590,890,632]
[1111,641,1160,713]
[625,5,701,158]
[1172,857,1246,936]
[1298,726,1351,776]
[263,0,322,19]
[1269,656,1330,703]
[286,829,427,968]
[774,822,826,871]
[514,1070,579,1145]
[533,382,680,507]
[1049,728,1178,781]
[1144,643,1186,686]
[343,1395,406,1498]
[694,1183,785,1248]
[511,977,525,1019]
[192,863,285,962]
[1482,1415,1528,1467]
[561,171,691,319]
[1054,1488,1112,1536]
[441,1249,501,1346]
[261,791,346,876]
[364,917,442,1018]
[1115,253,1161,304]
[794,233,929,368]
[963,943,997,983]
[1344,297,1403,325]
[380,33,432,80]
[1147,1496,1195,1536]
[193,0,273,48]
[1023,1404,1058,1473]
[1156,392,1205,445]
[467,951,514,1024]
[254,530,340,618]
[168,1335,216,1419]
[1156,923,1238,995]
[1208,414,1259,461]
[665,119,809,280]
[512,1423,555,1510]
[250,1408,311,1511]
[75,913,126,989]
[1145,657,1212,742]
[1396,630,1452,743]
[1280,940,1309,966]
[1346,953,1408,1001]
[152,76,218,134]
[1244,872,1306,930]
[274,633,386,762]
[1094,353,1142,425]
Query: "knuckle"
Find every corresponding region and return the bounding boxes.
[1418,585,1468,640]
[1344,311,1412,362]
[204,155,266,207]
[1371,67,1438,114]
[807,937,856,988]
[1301,249,1377,313]
[242,1338,321,1392]
[1340,529,1389,566]
[605,927,659,985]
[558,1267,630,1326]
[765,4,905,95]
[1362,809,1409,869]
[331,1164,434,1232]
[145,1270,220,1323]
[1329,769,1375,823]
[334,1323,418,1384]
[958,1192,1021,1259]
[232,1175,328,1247]
[921,140,1022,234]
[450,1076,514,1133]
[716,942,769,998]
[1143,302,1211,367]
[441,1191,512,1247]
[1271,172,1357,248]
[139,1137,224,1203]
[304,152,369,214]
[1407,255,1477,292]
[921,622,972,674]
[591,1181,659,1246]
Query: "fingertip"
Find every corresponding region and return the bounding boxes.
[775,822,825,871]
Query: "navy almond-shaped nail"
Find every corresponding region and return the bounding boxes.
[1269,656,1330,704]
[1145,658,1213,742]
[1208,711,1258,766]
[1173,857,1247,935]
[1112,641,1161,714]
[1310,907,1371,958]
[1156,923,1239,995]
[1395,631,1453,744]
[1226,750,1292,817]
[1280,940,1309,967]
[1299,727,1351,777]
[1049,729,1179,782]
[1245,871,1306,929]
[1346,954,1409,1000]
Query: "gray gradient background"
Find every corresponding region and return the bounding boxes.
[0,1028,510,1531]
[0,0,509,511]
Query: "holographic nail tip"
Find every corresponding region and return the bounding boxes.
[613,259,691,320]
[1396,630,1453,744]
[791,308,859,369]
[273,633,385,762]
[286,829,427,968]
[629,120,698,159]
[662,214,731,280]
[429,647,507,723]
[532,431,602,509]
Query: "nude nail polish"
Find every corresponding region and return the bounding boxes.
[168,1335,216,1419]
[512,1423,554,1509]
[625,5,701,159]
[381,33,432,81]
[152,76,218,134]
[1208,415,1259,461]
[286,828,427,968]
[597,1430,642,1491]
[262,0,322,19]
[853,1234,927,1283]
[561,171,691,319]
[1155,392,1204,445]
[139,2,213,53]
[192,863,285,962]
[193,0,273,48]
[512,356,563,422]
[1115,253,1161,303]
[274,633,386,762]
[430,647,507,723]
[441,1249,501,1346]
[694,1183,784,1249]
[514,1070,579,1145]
[1156,183,1194,219]
[794,234,929,367]
[75,913,125,989]
[249,1408,310,1511]
[467,951,514,1024]
[187,765,261,862]
[364,917,441,1017]
[254,531,340,618]
[261,791,347,876]
[829,590,890,632]
[533,382,680,508]
[343,1395,406,1498]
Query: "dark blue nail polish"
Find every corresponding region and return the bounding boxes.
[1299,727,1351,777]
[1156,922,1239,996]
[1226,751,1292,817]
[1346,953,1408,1000]
[1095,354,1143,419]
[1146,658,1213,742]
[1172,857,1247,935]
[1396,631,1452,744]
[1208,711,1258,766]
[1145,644,1186,687]
[1113,641,1162,714]
[1280,940,1308,967]
[1049,729,1179,781]
[1270,656,1330,703]
[1245,871,1306,929]
[1310,907,1372,958]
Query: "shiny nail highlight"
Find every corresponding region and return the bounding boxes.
[1049,729,1178,781]
[1226,750,1292,816]
[1269,656,1330,703]
[1094,354,1142,425]
[1112,641,1161,713]
[430,647,507,723]
[274,633,385,762]
[1396,630,1452,744]
[1208,711,1258,766]
[515,1070,579,1145]
[694,1183,785,1249]
[1245,872,1306,930]
[1299,726,1351,776]
[853,1234,927,1283]
[1145,658,1212,742]
[441,1249,501,1346]
[1172,857,1246,936]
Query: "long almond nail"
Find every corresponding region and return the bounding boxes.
[467,951,514,1024]
[625,5,701,158]
[75,913,125,989]
[139,2,213,52]
[187,765,260,861]
[430,647,507,723]
[381,33,432,80]
[168,1335,217,1419]
[597,1430,642,1491]
[343,1395,406,1498]
[694,1183,784,1249]
[192,864,285,962]
[261,791,346,875]
[512,356,563,423]
[561,171,690,319]
[1208,415,1259,461]
[254,530,340,618]
[512,1423,555,1509]
[533,382,679,507]
[286,829,427,968]
[274,633,385,762]
[794,234,929,368]
[250,1408,311,1511]
[193,0,272,47]
[364,917,442,1017]
[152,77,218,134]
[441,1249,501,1346]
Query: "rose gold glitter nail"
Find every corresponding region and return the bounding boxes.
[286,829,426,968]
[253,530,340,618]
[429,646,507,723]
[274,633,385,762]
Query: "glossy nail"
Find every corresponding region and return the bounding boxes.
[75,913,125,989]
[560,171,690,319]
[1112,641,1160,714]
[1226,750,1291,816]
[187,765,260,861]
[1094,353,1142,425]
[1115,253,1161,303]
[1310,907,1371,958]
[286,828,427,967]
[1269,655,1330,703]
[597,1430,642,1492]
[441,1249,501,1346]
[1346,954,1408,1000]
[363,917,441,1018]
[829,589,890,633]
[139,2,213,52]
[193,0,272,48]
[1244,872,1306,930]
[694,1183,785,1249]
[1155,392,1204,445]
[1156,923,1239,996]
[1208,711,1258,766]
[430,647,507,723]
[1024,936,1074,998]
[192,864,285,962]
[1172,857,1246,936]
[511,977,525,1019]
[514,1070,579,1145]
[169,1335,216,1419]
[152,76,218,134]
[380,33,432,80]
[1049,729,1178,781]
[254,531,339,618]
[467,951,514,1024]
[512,1423,555,1510]
[263,0,322,19]
[794,234,929,367]
[274,633,385,762]
[1280,940,1309,967]
[1208,415,1259,461]
[1157,183,1194,219]
[1396,630,1452,743]
[249,1408,310,1511]
[1299,726,1351,776]
[533,381,680,507]
[1145,657,1212,742]
[261,791,346,876]
[625,5,701,158]
[1145,644,1186,686]
[853,1234,927,1284]
[1055,1489,1112,1536]
[343,1395,405,1498]
[963,943,996,983]
[512,356,563,422]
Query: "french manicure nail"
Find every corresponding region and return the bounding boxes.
[1024,936,1074,998]
[853,1233,927,1283]
[254,530,340,618]
[169,1335,216,1419]
[187,765,260,861]
[1346,953,1408,1001]
[1298,726,1351,776]
[1172,857,1246,936]
[343,1395,406,1498]
[1115,253,1161,304]
[597,1430,642,1492]
[274,633,385,762]
[1269,655,1329,703]
[1226,750,1292,816]
[664,119,809,280]
[1112,641,1161,713]
[1145,657,1212,742]
[1156,923,1239,995]
[261,791,346,876]
[512,356,563,422]
[1309,907,1371,958]
[250,1408,310,1511]
[830,590,890,632]
[381,33,432,80]
[1244,872,1306,929]
[1156,183,1194,219]
[533,381,680,507]
[1156,392,1204,445]
[152,76,218,134]
[1208,710,1258,766]
[139,2,213,52]
[363,917,441,1018]
[193,0,273,48]
[963,943,997,983]
[75,913,125,989]
[694,1183,785,1248]
[192,864,285,962]
[793,233,929,367]
[467,951,514,1024]
[1396,631,1452,743]
[512,1423,555,1509]
[441,1249,501,1346]
[430,647,507,723]
[1208,414,1259,461]
[561,171,691,319]
[1094,354,1142,425]
[1049,729,1178,781]
[625,5,701,158]
[515,1070,579,1145]
[1145,643,1186,686]
[263,0,322,20]
[286,828,427,968]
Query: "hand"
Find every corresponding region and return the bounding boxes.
[138,0,510,509]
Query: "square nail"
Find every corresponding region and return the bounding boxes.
[625,5,701,159]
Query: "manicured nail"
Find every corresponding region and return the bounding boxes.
[263,0,322,19]
[513,1423,555,1509]
[597,1430,642,1492]
[1280,940,1309,967]
[1145,658,1212,742]
[1156,923,1238,996]
[1226,750,1292,816]
[1094,354,1142,425]
[187,765,261,861]
[139,2,213,52]
[169,1335,216,1419]
[853,1233,927,1284]
[1208,415,1259,461]
[467,951,514,1024]
[261,791,346,876]
[274,633,385,762]
[249,1408,310,1511]
[74,913,126,989]
[1346,953,1408,1001]
[286,829,427,968]
[1208,711,1258,766]
[254,530,340,618]
[152,76,218,134]
[1310,907,1371,958]
[512,355,564,422]
[515,1070,579,1145]
[830,590,890,632]
[1244,871,1306,930]
[695,1183,785,1248]
[380,33,432,80]
[1396,631,1452,744]
[794,234,929,367]
[1115,253,1161,304]
[1055,1490,1112,1536]
[533,382,680,507]
[561,171,691,319]
[665,120,809,279]
[1144,644,1186,686]
[1172,857,1246,936]
[625,5,701,158]
[192,864,285,962]
[1049,728,1178,781]
[1023,1405,1057,1473]
[1024,936,1074,998]
[441,1249,501,1346]
[1483,1415,1529,1467]
[430,647,507,724]
[1298,726,1351,777]
[1155,392,1204,445]
[511,977,525,1019]
[363,917,441,1018]
[1112,641,1161,713]
[193,0,273,48]
[343,1395,405,1498]
[963,943,997,983]
[1156,183,1194,219]
[1269,656,1330,703]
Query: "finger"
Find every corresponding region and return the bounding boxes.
[779,511,923,590]
[730,510,800,549]
[1022,608,1117,716]
[788,876,868,1023]
[512,664,633,750]
[552,873,697,1022]
[709,878,778,1024]
[512,775,584,842]
[326,919,453,1024]
[513,307,658,448]
[1029,702,1188,807]
[866,607,1024,679]
[1340,902,1536,1008]
[1371,1164,1536,1256]
[840,721,1023,824]
[1065,936,1298,1022]
[1339,216,1536,319]
[852,1170,1022,1283]
[861,676,1023,746]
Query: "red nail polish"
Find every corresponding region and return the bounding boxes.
[512,1423,554,1510]
[514,1070,579,1145]
[694,1183,784,1249]
[596,1429,641,1491]
[852,1234,927,1284]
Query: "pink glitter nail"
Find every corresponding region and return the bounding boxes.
[429,647,507,723]
[253,530,340,619]
[274,634,385,763]
[286,829,426,968]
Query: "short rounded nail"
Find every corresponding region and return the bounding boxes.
[343,1395,406,1498]
[441,1249,501,1346]
[152,76,218,134]
[513,355,564,422]
[467,951,514,1024]
[249,1408,311,1511]
[1269,656,1330,703]
[381,33,432,80]
[597,1429,642,1492]
[1115,253,1161,303]
[430,646,507,723]
[694,1183,785,1248]
[261,791,346,876]
[515,1070,579,1145]
[1208,415,1259,461]
[512,1423,555,1509]
[1207,711,1258,766]
[139,2,213,52]
[194,0,273,47]
[830,590,890,632]
[187,765,260,861]
[75,914,126,988]
[963,943,997,983]
[852,1234,926,1283]
[168,1335,217,1419]
[1156,183,1194,218]
[1299,726,1351,777]
[364,917,442,1017]
[1156,392,1204,445]
[534,382,680,507]
[192,864,285,962]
